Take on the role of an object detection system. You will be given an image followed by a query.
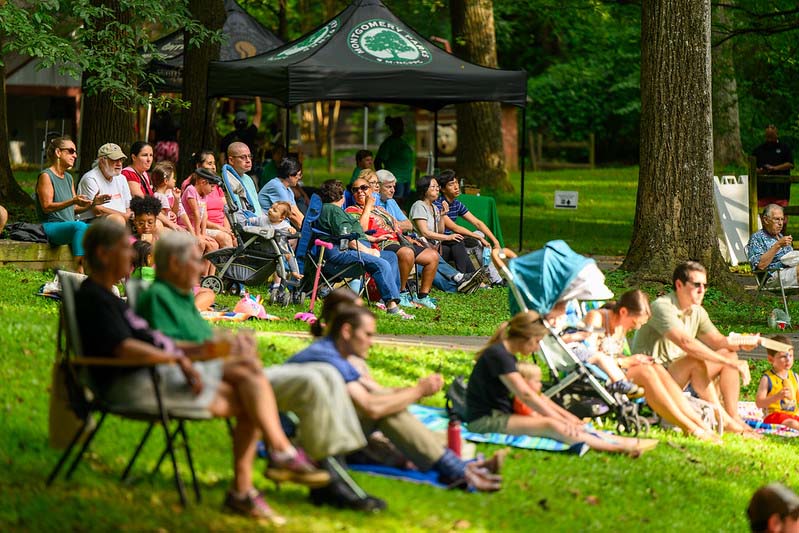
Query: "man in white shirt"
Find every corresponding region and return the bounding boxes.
[77,143,131,224]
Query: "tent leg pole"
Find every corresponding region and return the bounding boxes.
[433,110,439,172]
[284,107,290,149]
[144,94,153,142]
[519,107,526,252]
[363,105,368,149]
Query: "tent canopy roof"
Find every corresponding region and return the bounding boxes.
[145,0,283,93]
[207,0,526,110]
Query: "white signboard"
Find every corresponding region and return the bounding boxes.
[554,190,578,209]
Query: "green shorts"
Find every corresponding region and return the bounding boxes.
[467,410,511,434]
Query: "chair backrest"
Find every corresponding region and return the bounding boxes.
[58,271,87,358]
[125,278,152,311]
[295,193,323,265]
[221,164,262,217]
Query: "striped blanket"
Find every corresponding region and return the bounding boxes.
[408,404,589,455]
[738,401,799,437]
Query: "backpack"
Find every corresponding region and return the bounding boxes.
[7,222,48,243]
[445,376,469,421]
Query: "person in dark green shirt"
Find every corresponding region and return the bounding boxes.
[349,149,374,185]
[315,179,413,319]
[375,117,414,202]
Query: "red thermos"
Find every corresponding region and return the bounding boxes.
[447,414,462,457]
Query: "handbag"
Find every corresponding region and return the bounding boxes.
[780,250,799,267]
[445,376,469,420]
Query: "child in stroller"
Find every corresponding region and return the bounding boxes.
[265,201,303,304]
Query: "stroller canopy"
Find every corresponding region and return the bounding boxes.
[508,240,609,315]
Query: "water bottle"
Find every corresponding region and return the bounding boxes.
[447,413,462,458]
[482,246,491,267]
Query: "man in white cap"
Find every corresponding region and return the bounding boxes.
[77,143,131,225]
[632,260,759,436]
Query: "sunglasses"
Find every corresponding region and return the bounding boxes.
[353,185,371,192]
[59,147,77,154]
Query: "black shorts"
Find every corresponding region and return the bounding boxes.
[382,242,426,257]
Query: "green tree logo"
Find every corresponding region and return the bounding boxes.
[364,30,416,60]
[270,20,339,61]
[349,19,431,65]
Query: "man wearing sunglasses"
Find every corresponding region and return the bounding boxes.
[632,261,760,437]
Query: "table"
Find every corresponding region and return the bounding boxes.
[457,194,505,248]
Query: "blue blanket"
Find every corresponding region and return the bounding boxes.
[348,463,449,488]
[408,404,588,455]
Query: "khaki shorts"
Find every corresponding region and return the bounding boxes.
[467,410,511,434]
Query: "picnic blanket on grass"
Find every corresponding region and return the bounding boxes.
[348,464,450,489]
[408,404,588,455]
[738,401,799,437]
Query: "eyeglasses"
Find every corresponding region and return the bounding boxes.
[232,154,252,160]
[353,185,371,192]
[685,281,707,290]
[59,147,77,154]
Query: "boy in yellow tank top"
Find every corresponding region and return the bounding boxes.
[756,335,799,428]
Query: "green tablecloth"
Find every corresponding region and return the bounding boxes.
[457,194,505,248]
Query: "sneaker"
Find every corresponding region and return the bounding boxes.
[398,292,415,308]
[223,489,287,525]
[265,448,331,488]
[413,295,437,309]
[607,380,645,399]
[387,306,415,319]
[456,271,482,294]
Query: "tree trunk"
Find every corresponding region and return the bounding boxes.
[450,0,509,190]
[712,3,745,168]
[622,0,731,287]
[180,0,225,180]
[77,1,135,177]
[0,61,33,206]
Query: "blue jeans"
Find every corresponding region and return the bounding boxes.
[424,260,460,293]
[324,245,401,302]
[42,220,88,257]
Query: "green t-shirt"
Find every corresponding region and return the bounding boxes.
[350,166,363,186]
[631,292,714,365]
[260,159,278,182]
[317,203,366,240]
[135,278,212,343]
[375,136,414,184]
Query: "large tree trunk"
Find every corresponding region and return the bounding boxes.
[622,0,730,286]
[0,61,33,206]
[179,0,225,180]
[77,1,135,177]
[712,3,745,167]
[450,0,509,190]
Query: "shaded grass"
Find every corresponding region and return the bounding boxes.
[3,267,799,531]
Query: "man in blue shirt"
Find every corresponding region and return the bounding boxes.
[289,305,504,493]
[258,157,304,228]
[747,203,798,288]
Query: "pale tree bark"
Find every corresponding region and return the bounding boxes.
[450,0,509,190]
[712,3,745,167]
[179,0,225,180]
[77,0,135,177]
[622,0,732,287]
[0,60,33,206]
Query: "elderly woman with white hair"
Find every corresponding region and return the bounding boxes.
[75,221,334,523]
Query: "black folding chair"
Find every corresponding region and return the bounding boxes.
[46,273,214,506]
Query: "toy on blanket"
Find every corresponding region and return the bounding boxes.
[234,292,280,320]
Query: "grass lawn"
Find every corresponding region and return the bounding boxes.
[3,266,799,532]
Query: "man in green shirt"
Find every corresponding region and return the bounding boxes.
[136,231,388,512]
[632,261,759,436]
[375,117,414,201]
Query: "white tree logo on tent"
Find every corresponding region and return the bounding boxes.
[349,19,431,65]
[270,19,339,61]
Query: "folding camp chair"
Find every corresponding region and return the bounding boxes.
[746,244,797,325]
[46,273,215,506]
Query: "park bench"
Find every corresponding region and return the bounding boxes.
[0,239,73,271]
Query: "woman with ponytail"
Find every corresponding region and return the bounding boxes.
[465,310,658,455]
[584,290,719,442]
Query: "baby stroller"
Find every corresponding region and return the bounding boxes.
[492,240,646,435]
[199,165,300,296]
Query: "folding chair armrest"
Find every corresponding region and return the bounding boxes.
[72,356,167,368]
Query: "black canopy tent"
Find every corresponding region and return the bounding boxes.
[207,0,529,250]
[144,0,283,93]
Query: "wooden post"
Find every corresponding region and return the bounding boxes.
[589,133,595,169]
[529,130,537,171]
[748,155,758,234]
[536,133,543,169]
